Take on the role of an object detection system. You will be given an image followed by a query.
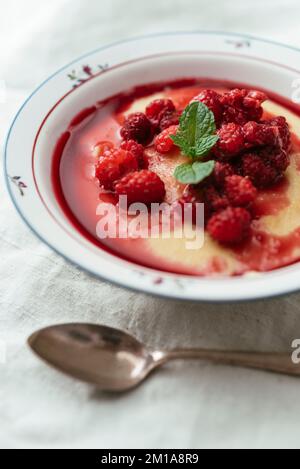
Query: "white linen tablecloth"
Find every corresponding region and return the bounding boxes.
[1,0,300,449]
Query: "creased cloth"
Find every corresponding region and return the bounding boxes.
[1,0,300,449]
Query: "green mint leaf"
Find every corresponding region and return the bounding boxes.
[171,133,195,158]
[174,160,215,184]
[171,101,218,159]
[194,101,217,139]
[195,135,219,157]
[177,102,199,148]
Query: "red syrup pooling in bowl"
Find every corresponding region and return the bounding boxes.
[51,78,300,276]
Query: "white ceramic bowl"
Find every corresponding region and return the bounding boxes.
[5,31,300,302]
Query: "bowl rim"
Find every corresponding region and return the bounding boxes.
[4,30,300,303]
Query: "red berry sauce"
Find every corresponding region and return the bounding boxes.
[51,78,300,276]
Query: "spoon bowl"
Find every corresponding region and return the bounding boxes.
[28,324,157,391]
[28,323,300,392]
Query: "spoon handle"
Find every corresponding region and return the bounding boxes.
[153,349,300,376]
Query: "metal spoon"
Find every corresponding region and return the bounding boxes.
[28,323,299,392]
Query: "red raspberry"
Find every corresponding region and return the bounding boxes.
[214,123,245,160]
[159,111,180,130]
[222,106,249,126]
[241,153,280,188]
[224,175,257,207]
[243,90,267,119]
[115,170,166,204]
[221,88,248,107]
[268,116,291,151]
[222,89,266,109]
[243,121,278,147]
[192,89,223,124]
[154,125,178,153]
[120,112,153,144]
[259,146,290,172]
[145,99,176,127]
[177,186,205,224]
[244,90,267,103]
[207,207,252,244]
[213,161,235,187]
[178,186,201,204]
[120,140,146,168]
[95,149,138,190]
[203,185,230,213]
[141,154,149,169]
[272,150,289,172]
[221,89,266,124]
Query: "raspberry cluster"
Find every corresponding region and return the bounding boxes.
[145,98,179,130]
[182,89,291,244]
[193,89,290,190]
[95,90,291,245]
[95,98,181,204]
[95,147,165,204]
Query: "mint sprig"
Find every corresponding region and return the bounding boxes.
[174,160,215,185]
[171,101,218,184]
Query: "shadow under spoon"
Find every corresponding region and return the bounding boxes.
[28,323,300,392]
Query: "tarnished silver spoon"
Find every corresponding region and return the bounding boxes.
[28,323,299,392]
